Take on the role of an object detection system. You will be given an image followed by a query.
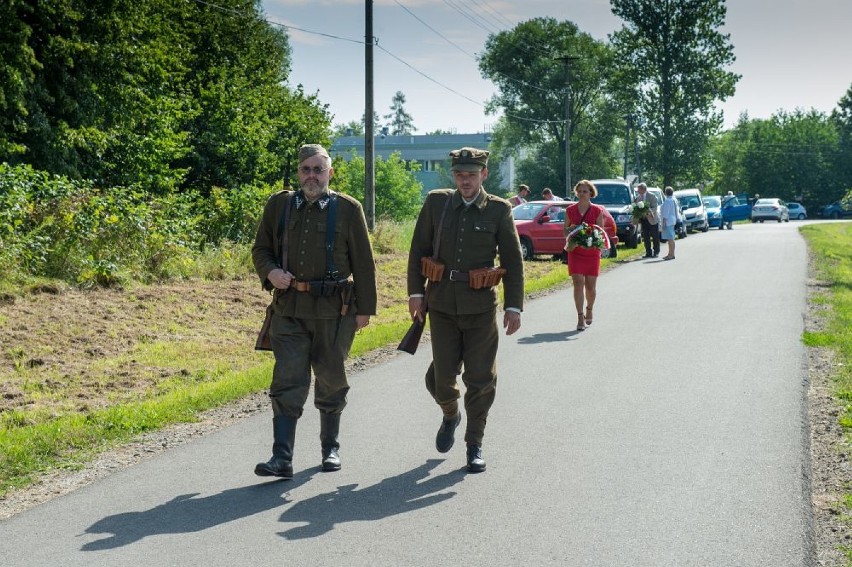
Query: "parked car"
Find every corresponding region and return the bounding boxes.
[513,200,619,260]
[588,179,641,248]
[702,196,724,229]
[786,202,807,220]
[817,201,852,219]
[673,188,709,232]
[751,198,790,223]
[720,195,751,228]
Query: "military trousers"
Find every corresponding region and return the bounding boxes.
[425,308,498,445]
[640,218,660,256]
[268,311,356,418]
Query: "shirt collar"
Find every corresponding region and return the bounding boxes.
[453,188,486,210]
[294,190,333,210]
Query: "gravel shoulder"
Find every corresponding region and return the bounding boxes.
[2,254,851,566]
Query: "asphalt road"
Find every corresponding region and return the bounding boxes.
[0,220,813,566]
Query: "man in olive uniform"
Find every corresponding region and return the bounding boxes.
[406,147,524,473]
[252,144,377,478]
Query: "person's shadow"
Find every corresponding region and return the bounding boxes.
[517,331,575,344]
[277,459,465,539]
[80,472,315,551]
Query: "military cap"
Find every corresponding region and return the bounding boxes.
[299,143,330,163]
[449,147,489,172]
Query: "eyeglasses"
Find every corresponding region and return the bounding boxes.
[299,165,330,176]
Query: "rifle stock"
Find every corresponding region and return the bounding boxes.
[397,316,425,354]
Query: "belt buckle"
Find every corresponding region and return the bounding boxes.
[449,269,460,281]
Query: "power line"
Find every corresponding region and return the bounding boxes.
[192,0,564,125]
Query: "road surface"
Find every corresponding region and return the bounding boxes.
[0,221,812,566]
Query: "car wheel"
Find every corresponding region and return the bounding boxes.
[701,222,709,232]
[608,242,618,259]
[798,214,805,220]
[626,233,639,249]
[832,212,840,219]
[519,237,533,260]
[751,219,756,223]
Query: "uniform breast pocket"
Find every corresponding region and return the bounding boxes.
[472,221,497,242]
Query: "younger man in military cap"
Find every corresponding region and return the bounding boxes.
[252,143,377,478]
[406,147,524,472]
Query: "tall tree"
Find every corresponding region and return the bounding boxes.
[710,110,843,210]
[609,0,739,187]
[479,17,620,194]
[831,84,852,191]
[383,91,416,136]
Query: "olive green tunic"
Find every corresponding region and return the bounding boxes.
[252,189,377,417]
[407,188,524,444]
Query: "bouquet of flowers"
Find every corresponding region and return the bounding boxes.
[631,200,650,222]
[565,222,609,251]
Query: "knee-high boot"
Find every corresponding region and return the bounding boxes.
[254,415,297,478]
[320,412,341,472]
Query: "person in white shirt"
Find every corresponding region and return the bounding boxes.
[659,186,678,260]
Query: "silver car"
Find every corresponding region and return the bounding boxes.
[751,198,790,223]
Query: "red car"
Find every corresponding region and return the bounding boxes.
[512,200,619,260]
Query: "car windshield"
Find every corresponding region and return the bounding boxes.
[591,183,632,205]
[679,195,701,208]
[703,196,721,207]
[512,203,547,220]
[755,199,774,205]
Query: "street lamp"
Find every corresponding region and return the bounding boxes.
[556,55,579,198]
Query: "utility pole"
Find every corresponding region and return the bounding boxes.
[556,55,579,199]
[364,0,375,230]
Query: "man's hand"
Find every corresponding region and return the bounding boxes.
[355,315,371,330]
[503,311,521,336]
[268,268,294,290]
[408,296,425,322]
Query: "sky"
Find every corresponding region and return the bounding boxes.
[261,0,852,134]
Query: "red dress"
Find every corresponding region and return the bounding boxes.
[565,203,604,276]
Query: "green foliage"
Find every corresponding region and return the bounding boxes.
[383,91,417,135]
[609,0,739,187]
[479,18,619,187]
[709,110,844,211]
[333,151,423,220]
[0,0,330,196]
[0,163,277,287]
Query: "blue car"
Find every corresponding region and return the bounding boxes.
[719,195,751,229]
[702,196,724,229]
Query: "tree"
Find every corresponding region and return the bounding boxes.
[831,84,852,191]
[383,91,416,136]
[332,121,364,139]
[609,0,739,187]
[332,151,422,220]
[479,18,620,193]
[710,110,843,211]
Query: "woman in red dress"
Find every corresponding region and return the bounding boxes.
[563,180,606,331]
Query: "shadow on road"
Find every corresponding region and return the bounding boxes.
[277,459,465,539]
[80,471,315,551]
[516,330,577,344]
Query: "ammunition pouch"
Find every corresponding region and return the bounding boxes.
[468,267,507,290]
[307,278,353,298]
[420,256,445,282]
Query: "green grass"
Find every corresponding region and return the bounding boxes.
[800,222,852,562]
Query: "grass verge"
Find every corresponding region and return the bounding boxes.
[800,222,852,562]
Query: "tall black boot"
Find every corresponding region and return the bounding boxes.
[254,415,297,478]
[320,412,341,472]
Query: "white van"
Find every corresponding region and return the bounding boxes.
[673,188,709,233]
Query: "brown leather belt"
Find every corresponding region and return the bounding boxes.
[291,280,312,292]
[444,269,469,282]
